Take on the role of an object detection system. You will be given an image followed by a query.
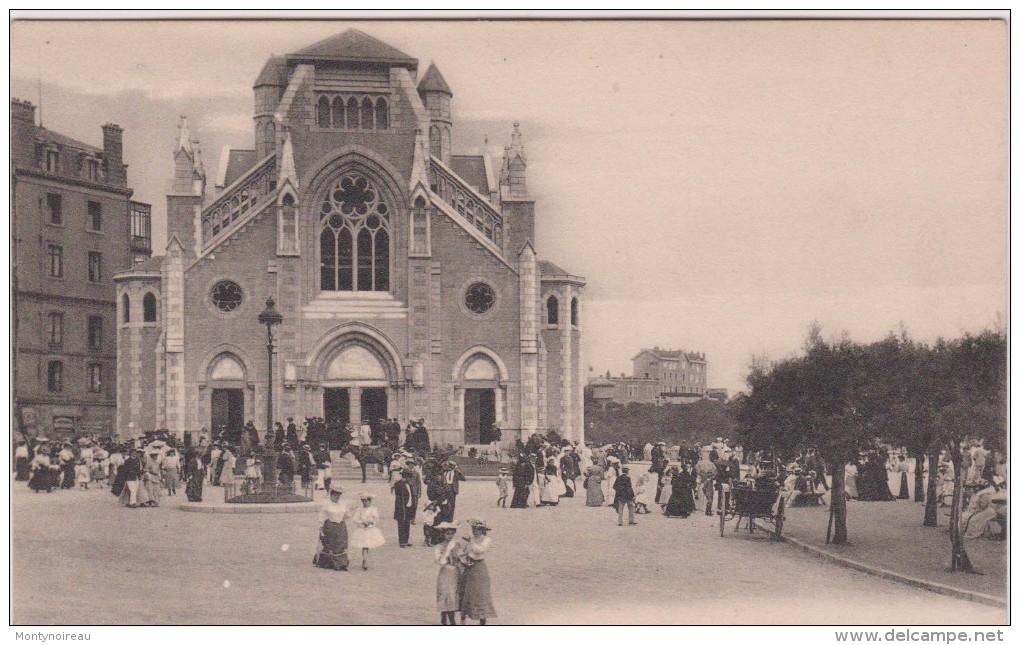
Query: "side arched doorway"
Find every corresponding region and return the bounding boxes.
[207,353,247,441]
[454,349,508,444]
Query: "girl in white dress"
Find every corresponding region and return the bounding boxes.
[349,492,385,570]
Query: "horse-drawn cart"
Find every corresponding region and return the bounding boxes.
[718,482,785,539]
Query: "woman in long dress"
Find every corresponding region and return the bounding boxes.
[15,442,31,481]
[314,484,350,571]
[585,463,606,507]
[184,449,205,502]
[539,460,565,506]
[664,465,696,517]
[844,462,859,500]
[163,449,181,496]
[604,456,620,505]
[349,493,385,570]
[434,522,462,625]
[220,446,237,486]
[459,519,496,625]
[143,452,163,507]
[28,451,54,493]
[634,466,658,514]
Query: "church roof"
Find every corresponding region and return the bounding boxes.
[223,149,258,187]
[538,260,570,276]
[36,127,102,154]
[254,55,288,87]
[450,155,488,195]
[289,29,417,69]
[418,62,452,95]
[114,255,164,279]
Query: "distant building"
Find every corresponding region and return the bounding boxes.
[705,388,729,402]
[12,98,151,439]
[587,346,709,406]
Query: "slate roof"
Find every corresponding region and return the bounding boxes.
[116,255,164,276]
[254,55,288,87]
[450,156,489,195]
[418,62,452,95]
[538,260,571,276]
[289,29,417,69]
[222,150,258,187]
[36,127,102,154]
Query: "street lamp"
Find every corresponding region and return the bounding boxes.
[258,297,283,487]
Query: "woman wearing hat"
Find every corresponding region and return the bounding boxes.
[28,448,54,493]
[314,484,351,571]
[458,519,496,625]
[433,522,463,625]
[349,492,385,570]
[584,460,606,507]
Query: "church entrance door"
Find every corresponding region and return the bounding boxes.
[360,388,388,425]
[323,388,350,426]
[211,388,244,441]
[464,388,496,444]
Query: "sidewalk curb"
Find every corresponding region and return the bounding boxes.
[756,522,1007,609]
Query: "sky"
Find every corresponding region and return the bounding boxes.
[11,19,1008,396]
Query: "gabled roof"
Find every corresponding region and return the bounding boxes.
[538,260,569,276]
[633,348,707,362]
[289,29,417,70]
[223,150,258,187]
[36,127,102,154]
[450,156,488,195]
[418,62,452,95]
[254,55,288,88]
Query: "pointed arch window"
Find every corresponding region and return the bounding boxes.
[264,122,275,155]
[429,125,442,158]
[319,172,391,292]
[361,98,374,130]
[546,296,559,325]
[122,293,131,324]
[331,96,345,129]
[410,196,430,256]
[317,96,331,128]
[279,193,297,254]
[346,98,359,130]
[375,98,389,130]
[143,292,157,323]
[571,297,579,326]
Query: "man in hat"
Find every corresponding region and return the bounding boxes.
[298,444,315,487]
[441,460,466,522]
[393,468,416,547]
[614,466,638,526]
[510,453,533,508]
[651,441,668,502]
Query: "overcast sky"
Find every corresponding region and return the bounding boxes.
[11,19,1008,395]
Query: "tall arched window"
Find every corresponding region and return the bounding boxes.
[571,297,579,326]
[361,97,374,129]
[280,194,297,253]
[375,98,389,130]
[429,125,442,158]
[316,96,330,128]
[122,293,131,323]
[331,96,345,129]
[546,296,559,325]
[319,172,391,292]
[346,97,359,130]
[143,292,157,322]
[264,122,275,154]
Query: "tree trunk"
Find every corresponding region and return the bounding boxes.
[948,447,976,573]
[912,449,925,503]
[828,459,848,544]
[923,448,939,527]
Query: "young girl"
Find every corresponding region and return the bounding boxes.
[349,492,385,570]
[495,468,510,508]
[74,460,91,490]
[433,522,462,625]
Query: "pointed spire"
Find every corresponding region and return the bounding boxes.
[177,115,193,155]
[410,128,430,191]
[278,128,298,189]
[418,61,453,96]
[508,121,526,163]
[192,139,205,178]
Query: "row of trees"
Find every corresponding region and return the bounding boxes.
[737,324,1006,573]
[584,396,739,447]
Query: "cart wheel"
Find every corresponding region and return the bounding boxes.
[774,497,786,541]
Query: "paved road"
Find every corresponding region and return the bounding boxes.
[11,479,1006,625]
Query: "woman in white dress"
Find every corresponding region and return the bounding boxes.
[433,521,462,625]
[349,492,385,570]
[635,466,658,514]
[220,447,237,486]
[844,462,859,500]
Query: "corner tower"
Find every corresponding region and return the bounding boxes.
[418,62,453,164]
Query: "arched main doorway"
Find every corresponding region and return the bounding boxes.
[454,349,507,444]
[320,341,393,427]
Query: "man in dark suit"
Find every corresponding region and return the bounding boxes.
[393,469,416,547]
[614,466,638,526]
[441,461,466,520]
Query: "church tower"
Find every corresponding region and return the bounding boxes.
[418,62,453,164]
[253,56,286,159]
[501,122,535,255]
[167,116,205,257]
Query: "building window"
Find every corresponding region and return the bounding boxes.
[571,297,579,326]
[46,193,63,225]
[47,244,63,277]
[143,292,158,322]
[429,125,442,158]
[88,364,103,393]
[122,293,131,323]
[45,150,59,173]
[88,252,103,283]
[317,96,330,128]
[319,172,390,292]
[375,98,389,130]
[87,316,103,350]
[331,96,345,129]
[346,97,359,130]
[411,197,429,255]
[279,194,297,253]
[210,282,242,313]
[546,296,559,325]
[361,97,374,129]
[48,312,63,346]
[131,202,152,250]
[87,201,102,232]
[84,158,100,181]
[465,282,496,315]
[264,121,275,154]
[47,361,63,392]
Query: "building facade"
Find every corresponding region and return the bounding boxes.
[12,98,152,439]
[588,347,708,406]
[115,30,585,446]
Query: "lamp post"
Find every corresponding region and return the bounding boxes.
[258,297,283,486]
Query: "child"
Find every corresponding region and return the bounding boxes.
[496,467,510,507]
[349,492,385,570]
[74,460,91,490]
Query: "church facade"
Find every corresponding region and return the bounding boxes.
[115,30,585,446]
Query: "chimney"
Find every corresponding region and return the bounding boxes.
[102,123,126,186]
[11,99,37,167]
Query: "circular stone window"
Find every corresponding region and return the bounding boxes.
[211,280,243,312]
[464,282,496,315]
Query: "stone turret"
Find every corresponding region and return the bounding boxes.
[418,62,453,164]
